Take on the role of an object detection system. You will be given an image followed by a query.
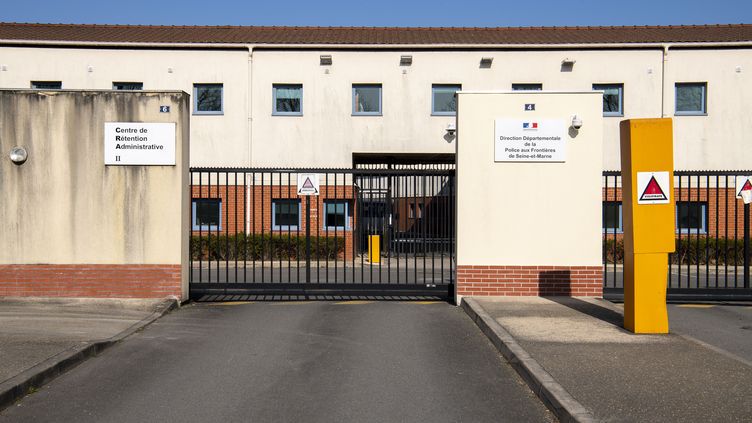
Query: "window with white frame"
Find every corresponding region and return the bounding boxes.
[593,84,623,116]
[431,84,461,115]
[192,199,221,231]
[602,201,623,233]
[352,84,382,115]
[273,84,303,115]
[193,83,223,114]
[675,82,707,115]
[512,83,542,91]
[676,201,707,233]
[113,82,143,90]
[31,81,62,89]
[324,200,350,230]
[272,199,300,230]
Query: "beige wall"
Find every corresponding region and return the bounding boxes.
[456,91,603,266]
[0,45,749,170]
[0,90,190,295]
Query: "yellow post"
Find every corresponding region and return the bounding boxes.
[620,119,675,334]
[368,235,381,263]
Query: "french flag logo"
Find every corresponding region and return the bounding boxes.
[522,122,538,130]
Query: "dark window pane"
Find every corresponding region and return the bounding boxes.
[676,83,705,113]
[593,84,623,114]
[677,202,705,230]
[602,202,621,230]
[432,85,460,113]
[195,84,223,112]
[195,200,220,227]
[274,200,299,227]
[512,83,542,91]
[274,85,302,113]
[113,82,143,90]
[325,201,348,228]
[31,81,61,89]
[353,85,381,113]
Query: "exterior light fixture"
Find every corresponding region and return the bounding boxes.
[9,146,28,165]
[320,55,333,66]
[87,65,94,73]
[561,58,576,66]
[480,57,493,68]
[400,55,413,66]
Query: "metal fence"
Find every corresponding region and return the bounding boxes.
[603,170,752,300]
[189,167,455,300]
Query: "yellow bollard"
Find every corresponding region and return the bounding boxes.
[620,118,675,334]
[368,235,380,263]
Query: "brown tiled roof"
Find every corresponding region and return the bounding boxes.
[0,22,750,45]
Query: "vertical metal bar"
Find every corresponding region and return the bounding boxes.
[705,175,710,289]
[252,171,256,284]
[198,171,203,285]
[725,175,729,285]
[260,172,265,283]
[297,172,302,284]
[306,195,311,285]
[612,174,617,288]
[315,173,319,284]
[715,175,719,288]
[678,174,682,288]
[224,172,228,291]
[450,172,455,285]
[352,172,356,285]
[278,173,282,284]
[413,172,418,285]
[243,171,247,283]
[378,172,383,284]
[288,171,292,285]
[744,202,750,289]
[325,173,329,284]
[734,180,739,287]
[603,174,609,288]
[422,175,427,286]
[234,171,239,284]
[431,174,436,287]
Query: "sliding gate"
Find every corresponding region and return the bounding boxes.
[189,168,455,300]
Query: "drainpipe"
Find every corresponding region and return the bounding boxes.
[661,44,671,117]
[245,46,254,235]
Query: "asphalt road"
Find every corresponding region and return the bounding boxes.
[668,302,752,364]
[0,301,553,423]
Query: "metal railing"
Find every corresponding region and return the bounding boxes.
[603,170,751,300]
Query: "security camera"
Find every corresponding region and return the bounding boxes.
[571,115,583,130]
[446,123,457,135]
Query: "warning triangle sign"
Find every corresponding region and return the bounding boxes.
[742,179,752,192]
[300,177,318,194]
[639,175,668,202]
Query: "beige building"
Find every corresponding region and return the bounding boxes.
[0,23,751,170]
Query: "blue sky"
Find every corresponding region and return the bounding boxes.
[2,0,750,27]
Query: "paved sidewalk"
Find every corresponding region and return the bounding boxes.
[464,297,752,423]
[0,297,177,411]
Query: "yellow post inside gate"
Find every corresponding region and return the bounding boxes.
[368,235,381,263]
[620,118,675,334]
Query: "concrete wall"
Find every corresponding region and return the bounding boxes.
[0,45,749,170]
[0,90,190,299]
[455,91,603,297]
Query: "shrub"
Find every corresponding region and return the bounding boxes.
[604,237,747,265]
[191,233,346,261]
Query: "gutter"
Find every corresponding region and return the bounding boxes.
[245,46,253,235]
[1,39,752,50]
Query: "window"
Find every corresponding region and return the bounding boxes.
[431,84,461,115]
[272,199,300,230]
[272,84,303,115]
[30,81,61,89]
[193,83,223,114]
[675,83,706,115]
[602,201,623,233]
[676,202,707,233]
[593,84,623,116]
[113,82,143,90]
[352,84,382,115]
[512,83,542,91]
[324,200,351,230]
[192,199,221,231]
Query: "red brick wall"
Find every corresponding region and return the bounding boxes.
[457,265,603,297]
[0,264,182,298]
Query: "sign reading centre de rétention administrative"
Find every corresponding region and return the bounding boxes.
[104,122,176,165]
[494,119,566,162]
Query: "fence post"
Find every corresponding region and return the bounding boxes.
[744,203,750,289]
[306,195,311,284]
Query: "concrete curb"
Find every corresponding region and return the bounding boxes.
[0,298,178,412]
[461,298,598,423]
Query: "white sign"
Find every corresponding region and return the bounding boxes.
[297,174,319,196]
[735,175,752,198]
[104,122,176,165]
[637,171,670,204]
[494,119,566,162]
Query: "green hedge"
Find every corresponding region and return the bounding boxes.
[604,237,748,265]
[191,233,346,261]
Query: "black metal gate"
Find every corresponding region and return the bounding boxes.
[603,170,752,301]
[189,168,455,300]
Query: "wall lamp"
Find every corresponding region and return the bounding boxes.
[320,55,333,66]
[480,57,493,68]
[400,55,413,66]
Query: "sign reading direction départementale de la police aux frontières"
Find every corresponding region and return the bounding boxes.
[104,122,176,165]
[494,119,566,162]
